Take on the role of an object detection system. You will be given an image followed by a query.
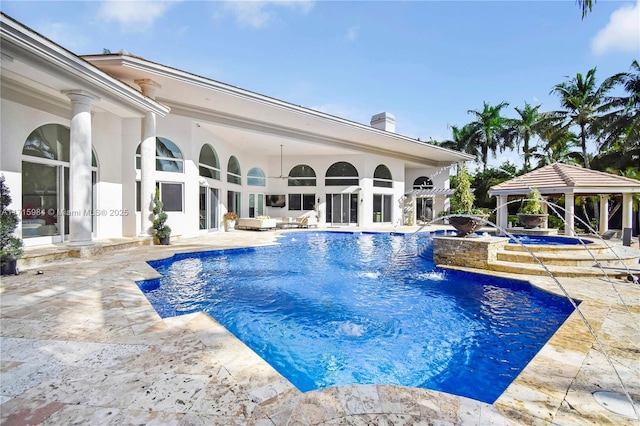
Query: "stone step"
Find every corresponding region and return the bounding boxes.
[487,260,634,278]
[496,246,640,268]
[502,242,611,254]
[18,237,155,269]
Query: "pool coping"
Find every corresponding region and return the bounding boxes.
[1,228,639,424]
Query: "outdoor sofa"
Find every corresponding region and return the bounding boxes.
[237,216,277,231]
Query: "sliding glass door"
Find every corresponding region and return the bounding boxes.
[326,193,358,226]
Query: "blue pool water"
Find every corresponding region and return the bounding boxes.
[138,231,576,403]
[508,235,593,245]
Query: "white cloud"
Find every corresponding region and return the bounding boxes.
[591,0,640,55]
[344,25,359,42]
[222,0,314,29]
[97,0,178,31]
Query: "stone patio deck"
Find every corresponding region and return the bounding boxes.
[1,227,639,425]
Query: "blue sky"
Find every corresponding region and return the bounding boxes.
[2,1,638,169]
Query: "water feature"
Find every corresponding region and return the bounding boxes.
[441,167,640,419]
[137,231,576,404]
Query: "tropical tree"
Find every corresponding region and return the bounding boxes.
[549,67,620,169]
[466,101,515,172]
[439,124,476,157]
[531,127,583,168]
[577,0,595,19]
[510,102,548,173]
[471,162,517,210]
[598,60,640,154]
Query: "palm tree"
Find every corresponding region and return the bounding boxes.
[599,60,639,153]
[440,124,477,157]
[466,102,514,172]
[531,128,582,168]
[577,0,595,19]
[511,102,548,173]
[549,67,619,169]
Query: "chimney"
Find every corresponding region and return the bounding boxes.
[370,112,396,133]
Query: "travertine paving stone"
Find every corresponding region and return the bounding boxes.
[1,227,639,424]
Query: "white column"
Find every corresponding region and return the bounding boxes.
[497,195,508,234]
[64,90,99,246]
[135,79,161,236]
[564,193,575,236]
[622,193,633,230]
[599,195,609,235]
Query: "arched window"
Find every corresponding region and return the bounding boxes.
[199,144,220,180]
[247,167,266,186]
[288,164,316,187]
[227,156,242,185]
[325,161,359,186]
[373,164,393,188]
[136,137,184,173]
[413,176,433,189]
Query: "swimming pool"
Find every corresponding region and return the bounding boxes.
[138,231,576,403]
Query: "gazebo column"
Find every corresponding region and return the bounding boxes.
[497,195,508,234]
[564,193,575,236]
[622,194,633,246]
[599,195,609,235]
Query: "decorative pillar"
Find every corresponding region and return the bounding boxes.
[599,195,609,235]
[564,193,575,236]
[63,90,99,246]
[622,193,633,231]
[135,79,161,236]
[497,195,508,234]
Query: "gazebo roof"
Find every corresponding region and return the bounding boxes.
[489,163,640,196]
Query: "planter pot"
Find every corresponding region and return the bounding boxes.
[224,220,236,232]
[517,213,548,229]
[157,236,170,245]
[0,259,18,275]
[449,215,489,237]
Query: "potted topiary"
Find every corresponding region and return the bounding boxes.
[223,211,238,232]
[517,187,548,229]
[1,176,24,275]
[449,163,488,237]
[152,188,171,245]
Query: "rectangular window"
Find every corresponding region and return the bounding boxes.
[136,181,141,212]
[303,194,315,210]
[138,182,183,212]
[160,182,183,212]
[289,193,315,211]
[289,194,302,210]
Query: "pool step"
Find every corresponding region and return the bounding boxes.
[490,242,640,277]
[487,260,636,278]
[496,245,640,268]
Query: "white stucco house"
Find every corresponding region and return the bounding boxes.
[0,13,473,247]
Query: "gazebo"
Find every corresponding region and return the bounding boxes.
[489,163,640,238]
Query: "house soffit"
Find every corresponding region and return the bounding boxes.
[1,14,168,117]
[84,53,473,167]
